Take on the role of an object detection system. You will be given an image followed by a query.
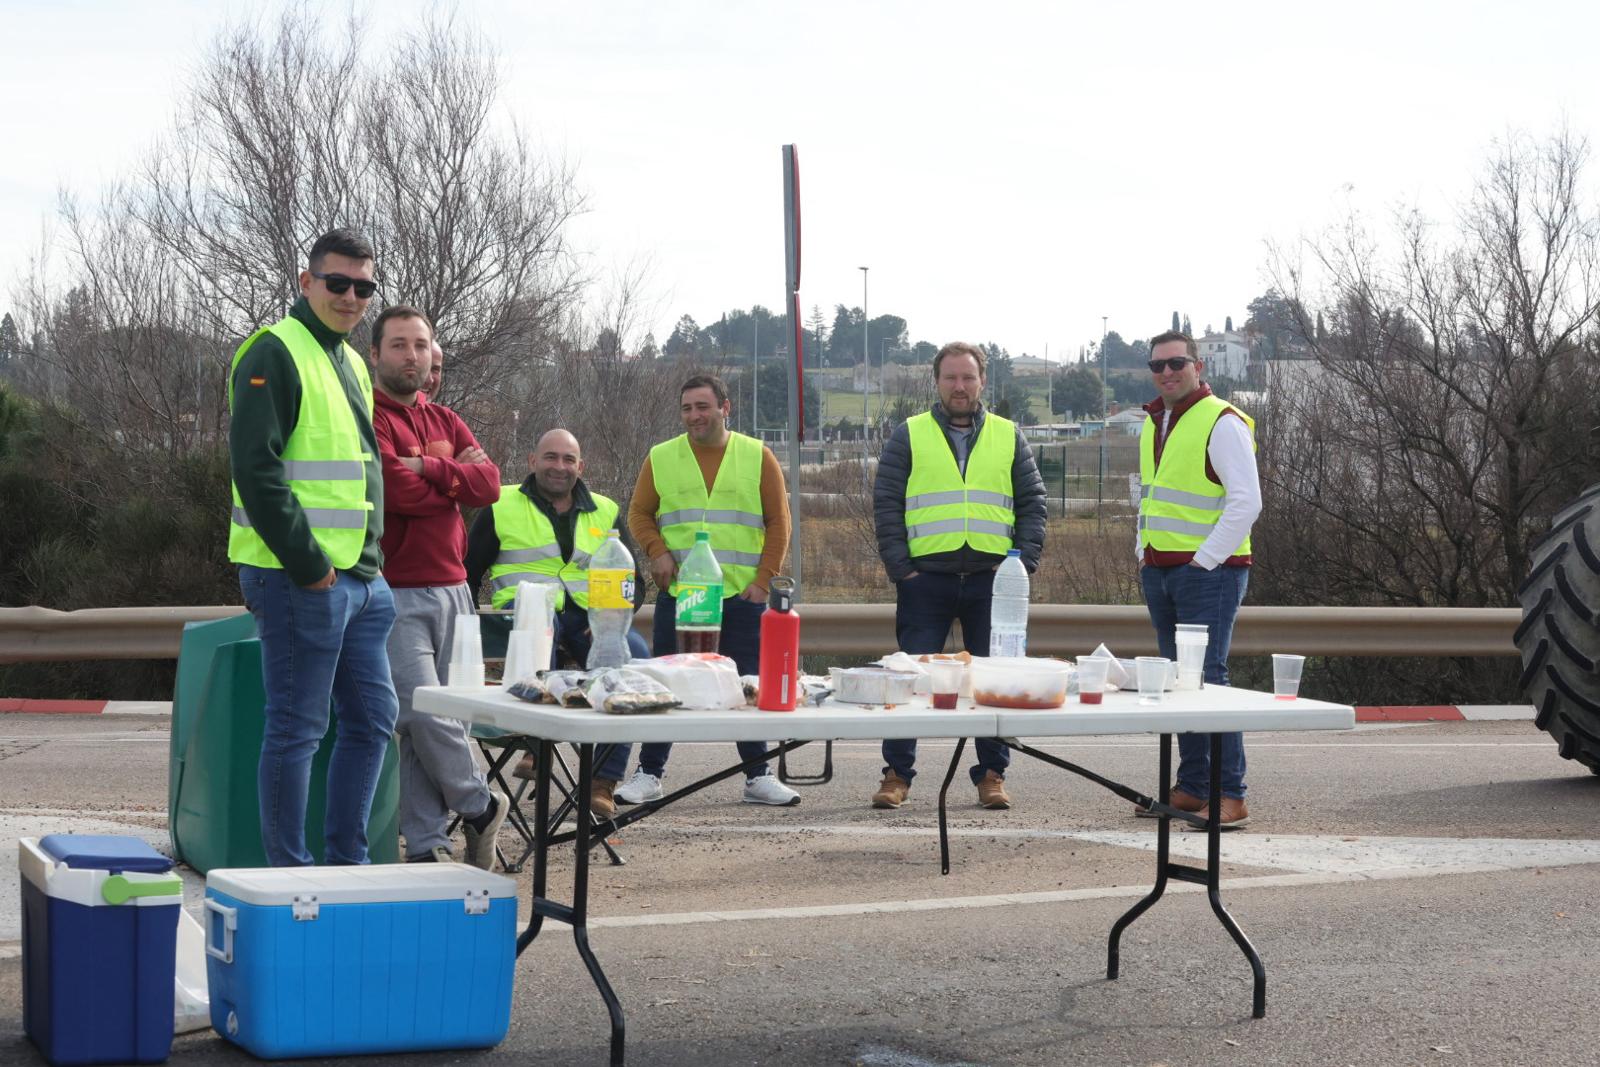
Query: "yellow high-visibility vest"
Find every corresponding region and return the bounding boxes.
[650,432,766,597]
[227,317,373,569]
[486,489,621,611]
[903,412,1016,558]
[1138,394,1254,556]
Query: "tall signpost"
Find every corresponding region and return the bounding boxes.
[781,145,804,593]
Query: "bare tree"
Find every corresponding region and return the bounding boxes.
[1262,129,1600,617]
[14,6,585,459]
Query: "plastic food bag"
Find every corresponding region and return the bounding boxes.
[628,654,744,709]
[174,907,211,1034]
[585,668,680,714]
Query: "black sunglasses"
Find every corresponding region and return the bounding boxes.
[310,271,379,299]
[1147,357,1195,374]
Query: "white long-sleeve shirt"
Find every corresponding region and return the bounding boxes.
[1135,409,1262,570]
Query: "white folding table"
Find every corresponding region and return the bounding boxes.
[415,683,1354,1067]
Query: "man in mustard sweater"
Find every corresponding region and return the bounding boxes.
[611,374,801,808]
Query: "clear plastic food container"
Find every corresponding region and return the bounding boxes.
[969,657,1072,709]
[829,667,919,705]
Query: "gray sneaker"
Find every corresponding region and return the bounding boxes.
[463,789,509,870]
[616,769,664,805]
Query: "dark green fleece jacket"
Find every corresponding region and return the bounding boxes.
[228,297,383,584]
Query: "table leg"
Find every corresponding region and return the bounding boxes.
[1203,732,1266,1018]
[572,743,627,1065]
[937,738,967,876]
[518,739,555,955]
[1108,733,1173,978]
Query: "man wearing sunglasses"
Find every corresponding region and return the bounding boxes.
[1134,330,1262,830]
[228,228,399,867]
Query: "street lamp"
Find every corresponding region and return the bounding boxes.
[859,266,869,444]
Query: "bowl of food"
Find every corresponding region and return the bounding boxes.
[969,657,1072,709]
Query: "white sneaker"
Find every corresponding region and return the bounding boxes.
[615,769,664,805]
[742,774,801,807]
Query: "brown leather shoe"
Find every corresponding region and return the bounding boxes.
[976,770,1010,810]
[872,771,910,809]
[591,778,618,820]
[512,752,537,780]
[1134,788,1205,818]
[1186,796,1249,830]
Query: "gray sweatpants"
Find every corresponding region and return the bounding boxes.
[387,584,490,858]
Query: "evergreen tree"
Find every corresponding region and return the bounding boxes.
[1171,310,1180,332]
[1181,313,1192,336]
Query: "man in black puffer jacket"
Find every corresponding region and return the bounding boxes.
[871,341,1048,811]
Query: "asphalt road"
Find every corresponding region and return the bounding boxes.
[3,714,1598,1066]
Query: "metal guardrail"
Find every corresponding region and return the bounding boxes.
[0,603,1521,663]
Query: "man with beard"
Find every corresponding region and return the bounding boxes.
[870,341,1047,811]
[370,305,508,866]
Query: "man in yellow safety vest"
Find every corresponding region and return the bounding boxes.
[465,428,649,817]
[611,374,802,809]
[871,341,1048,811]
[1134,330,1262,830]
[228,228,397,867]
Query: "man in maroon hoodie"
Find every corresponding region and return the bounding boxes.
[370,306,508,866]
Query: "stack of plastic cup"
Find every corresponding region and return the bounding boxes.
[1136,656,1170,706]
[513,582,555,671]
[1174,623,1208,691]
[501,630,539,690]
[1273,654,1305,700]
[1075,655,1110,705]
[449,613,485,688]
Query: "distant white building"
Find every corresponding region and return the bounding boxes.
[1106,408,1147,436]
[1196,329,1250,381]
[1009,355,1054,377]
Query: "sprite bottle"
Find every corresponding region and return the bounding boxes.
[675,530,723,654]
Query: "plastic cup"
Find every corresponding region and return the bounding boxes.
[1074,656,1110,704]
[1174,624,1208,691]
[449,613,485,688]
[1273,654,1305,700]
[1136,656,1170,705]
[927,660,963,709]
[501,630,538,689]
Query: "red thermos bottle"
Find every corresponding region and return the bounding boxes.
[757,577,800,711]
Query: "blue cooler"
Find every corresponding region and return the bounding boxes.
[204,863,516,1058]
[20,834,183,1066]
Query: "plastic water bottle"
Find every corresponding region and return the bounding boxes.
[989,549,1029,658]
[585,531,636,669]
[675,531,724,654]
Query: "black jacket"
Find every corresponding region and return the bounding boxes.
[873,403,1047,582]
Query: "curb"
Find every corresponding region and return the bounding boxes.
[1354,705,1534,722]
[0,699,172,716]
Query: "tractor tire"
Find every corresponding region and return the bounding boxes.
[1517,481,1600,774]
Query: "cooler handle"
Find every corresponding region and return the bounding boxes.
[204,899,237,964]
[102,874,182,905]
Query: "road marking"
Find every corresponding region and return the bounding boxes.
[584,826,1600,930]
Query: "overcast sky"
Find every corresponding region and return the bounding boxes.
[3,0,1597,360]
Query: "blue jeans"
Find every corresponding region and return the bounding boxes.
[238,565,399,866]
[1140,563,1250,800]
[883,570,1010,786]
[552,602,649,780]
[612,591,771,783]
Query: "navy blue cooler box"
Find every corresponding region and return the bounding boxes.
[204,862,517,1058]
[20,834,183,1066]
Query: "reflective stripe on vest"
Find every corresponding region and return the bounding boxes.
[227,317,373,570]
[486,488,621,611]
[1137,395,1254,556]
[651,432,766,597]
[903,411,1017,558]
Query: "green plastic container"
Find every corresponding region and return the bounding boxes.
[169,615,399,872]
